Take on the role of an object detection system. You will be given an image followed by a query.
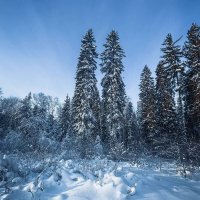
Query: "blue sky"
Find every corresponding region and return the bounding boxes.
[0,0,199,107]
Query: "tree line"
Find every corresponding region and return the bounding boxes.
[138,23,200,166]
[0,23,199,167]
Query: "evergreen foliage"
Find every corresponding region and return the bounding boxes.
[71,29,100,157]
[59,95,71,142]
[155,61,178,158]
[139,66,157,153]
[0,24,200,166]
[124,101,139,153]
[183,23,200,142]
[100,30,126,158]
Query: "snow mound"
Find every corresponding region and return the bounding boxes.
[1,158,200,200]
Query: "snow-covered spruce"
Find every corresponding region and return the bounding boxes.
[71,29,101,158]
[100,30,126,159]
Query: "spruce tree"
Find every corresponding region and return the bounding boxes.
[161,34,183,93]
[136,101,142,131]
[100,30,126,158]
[0,97,20,133]
[139,65,157,153]
[155,61,178,158]
[16,93,36,151]
[183,23,200,143]
[161,34,185,139]
[71,29,100,157]
[124,101,139,153]
[0,88,3,133]
[59,95,71,142]
[161,33,187,160]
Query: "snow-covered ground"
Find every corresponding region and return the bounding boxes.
[1,158,200,200]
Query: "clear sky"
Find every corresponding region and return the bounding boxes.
[0,0,199,107]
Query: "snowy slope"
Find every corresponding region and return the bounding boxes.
[1,159,200,200]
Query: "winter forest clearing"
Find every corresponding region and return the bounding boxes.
[1,158,200,200]
[0,0,200,199]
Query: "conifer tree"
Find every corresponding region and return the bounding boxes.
[100,30,126,158]
[136,101,142,130]
[183,23,200,143]
[59,95,71,142]
[46,113,57,138]
[71,29,100,157]
[139,66,157,153]
[124,101,139,153]
[161,34,185,138]
[15,92,37,151]
[161,34,183,93]
[160,33,187,159]
[0,88,3,133]
[155,61,178,158]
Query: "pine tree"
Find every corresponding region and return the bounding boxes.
[155,61,178,158]
[183,23,200,143]
[100,30,126,158]
[71,29,100,158]
[59,95,71,142]
[139,65,157,153]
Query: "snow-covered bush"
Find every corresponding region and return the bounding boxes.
[0,131,23,153]
[38,135,61,154]
[0,154,22,195]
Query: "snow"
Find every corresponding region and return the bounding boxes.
[1,158,200,200]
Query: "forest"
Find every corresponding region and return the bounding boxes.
[0,23,199,199]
